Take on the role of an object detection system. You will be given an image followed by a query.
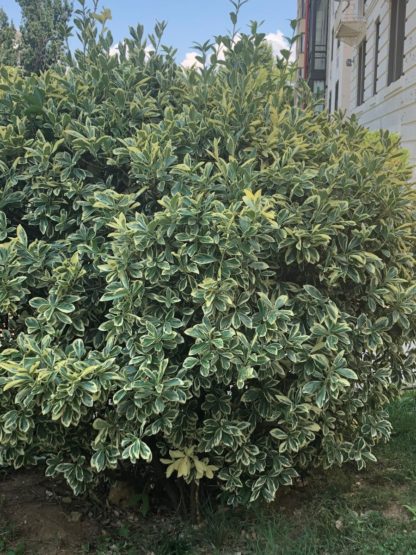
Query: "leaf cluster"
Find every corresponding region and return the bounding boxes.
[0,2,415,506]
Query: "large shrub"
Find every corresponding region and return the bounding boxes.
[0,3,415,508]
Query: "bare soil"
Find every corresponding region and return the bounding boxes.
[0,470,99,554]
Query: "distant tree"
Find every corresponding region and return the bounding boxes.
[17,0,73,73]
[0,8,19,67]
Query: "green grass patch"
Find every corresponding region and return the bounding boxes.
[153,394,416,554]
[83,395,416,554]
[7,395,416,554]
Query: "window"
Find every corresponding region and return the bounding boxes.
[328,91,332,113]
[306,0,329,90]
[313,0,329,71]
[373,18,380,95]
[357,38,366,106]
[299,33,304,53]
[388,0,406,85]
[301,0,306,18]
[312,80,325,112]
[334,80,339,110]
[331,29,334,61]
[312,80,325,96]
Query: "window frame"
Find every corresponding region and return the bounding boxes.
[300,33,305,54]
[373,18,380,95]
[357,38,366,106]
[388,0,406,86]
[301,0,306,18]
[334,80,339,111]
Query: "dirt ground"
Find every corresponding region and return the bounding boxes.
[0,470,100,554]
[1,459,414,555]
[0,469,192,555]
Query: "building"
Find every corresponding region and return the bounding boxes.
[295,0,307,81]
[296,0,330,97]
[297,0,416,168]
[326,1,354,112]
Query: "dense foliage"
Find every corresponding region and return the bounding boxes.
[0,9,18,67]
[18,0,72,73]
[0,2,415,508]
[0,0,72,73]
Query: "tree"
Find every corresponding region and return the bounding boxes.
[0,2,415,513]
[0,8,19,67]
[17,0,72,73]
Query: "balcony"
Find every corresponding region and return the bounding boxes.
[334,0,366,46]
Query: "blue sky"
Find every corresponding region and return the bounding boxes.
[1,0,296,63]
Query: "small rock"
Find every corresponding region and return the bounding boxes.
[335,519,343,530]
[45,490,53,498]
[62,496,72,504]
[108,480,135,508]
[68,511,82,523]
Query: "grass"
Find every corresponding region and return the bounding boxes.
[242,393,416,555]
[84,393,416,554]
[0,520,25,555]
[3,394,416,554]
[241,393,416,555]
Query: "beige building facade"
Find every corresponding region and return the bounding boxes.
[326,1,354,112]
[299,0,416,167]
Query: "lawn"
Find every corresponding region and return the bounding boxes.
[1,394,416,555]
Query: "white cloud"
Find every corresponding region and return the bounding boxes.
[109,44,121,57]
[181,31,293,69]
[265,30,295,61]
[181,51,203,69]
[215,43,226,62]
[109,43,154,60]
[181,35,240,69]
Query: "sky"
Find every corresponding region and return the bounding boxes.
[0,0,296,65]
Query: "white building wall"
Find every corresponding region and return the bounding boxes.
[295,0,306,78]
[326,1,353,112]
[328,0,416,168]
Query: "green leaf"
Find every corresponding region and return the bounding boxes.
[194,254,217,264]
[302,381,322,394]
[57,302,76,313]
[335,367,358,380]
[270,428,287,440]
[303,285,324,301]
[275,295,288,309]
[91,450,106,472]
[316,387,327,408]
[16,225,28,247]
[72,339,86,359]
